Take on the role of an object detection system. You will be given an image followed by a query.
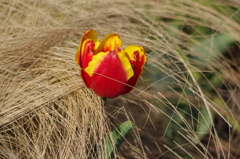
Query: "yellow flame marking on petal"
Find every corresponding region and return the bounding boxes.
[75,39,92,66]
[96,33,122,53]
[75,29,99,65]
[85,52,107,77]
[83,29,98,44]
[94,41,100,50]
[117,52,134,81]
[123,45,145,61]
[104,35,122,51]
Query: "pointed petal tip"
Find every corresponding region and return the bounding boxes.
[82,29,98,42]
[96,33,122,53]
[124,45,146,65]
[104,34,122,51]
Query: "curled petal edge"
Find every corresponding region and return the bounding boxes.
[75,29,98,65]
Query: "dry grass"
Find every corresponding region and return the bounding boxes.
[1,0,240,158]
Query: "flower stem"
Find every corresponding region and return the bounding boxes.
[101,97,107,106]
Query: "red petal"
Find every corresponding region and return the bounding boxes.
[81,40,94,68]
[80,40,95,88]
[122,49,146,94]
[90,51,128,98]
[75,29,98,67]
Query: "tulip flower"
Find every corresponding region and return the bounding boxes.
[75,29,146,98]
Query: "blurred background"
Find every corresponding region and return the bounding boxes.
[1,0,240,158]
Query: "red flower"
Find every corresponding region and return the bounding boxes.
[75,29,146,98]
